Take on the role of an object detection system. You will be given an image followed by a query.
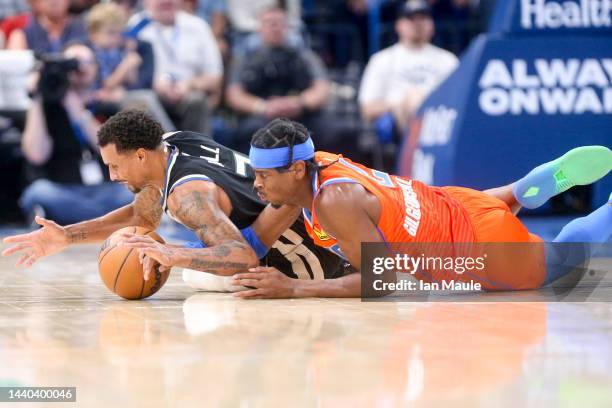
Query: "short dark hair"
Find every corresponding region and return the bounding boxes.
[98,109,163,152]
[250,118,327,173]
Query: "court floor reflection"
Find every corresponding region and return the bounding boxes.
[1,244,612,407]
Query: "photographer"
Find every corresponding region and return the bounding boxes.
[19,42,132,225]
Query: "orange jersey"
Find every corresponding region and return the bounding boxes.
[303,152,476,259]
[303,152,546,290]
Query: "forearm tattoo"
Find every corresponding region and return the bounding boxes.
[67,230,87,243]
[171,189,255,273]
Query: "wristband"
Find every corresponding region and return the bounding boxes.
[240,226,269,259]
[182,226,269,259]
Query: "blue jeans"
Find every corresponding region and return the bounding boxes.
[19,179,134,225]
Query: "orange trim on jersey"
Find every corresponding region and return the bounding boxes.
[303,152,477,251]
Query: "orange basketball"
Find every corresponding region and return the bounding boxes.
[98,226,170,300]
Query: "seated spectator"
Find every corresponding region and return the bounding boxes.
[85,2,174,130]
[226,6,330,153]
[358,0,458,141]
[128,0,223,134]
[227,0,303,56]
[7,0,86,53]
[19,42,132,225]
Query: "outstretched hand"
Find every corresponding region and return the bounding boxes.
[231,266,299,299]
[1,216,69,268]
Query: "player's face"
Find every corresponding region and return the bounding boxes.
[100,144,148,193]
[253,168,297,208]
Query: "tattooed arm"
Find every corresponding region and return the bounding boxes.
[63,185,162,243]
[126,181,259,276]
[1,186,162,268]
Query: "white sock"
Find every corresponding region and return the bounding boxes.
[182,268,248,293]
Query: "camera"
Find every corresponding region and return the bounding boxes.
[36,54,80,103]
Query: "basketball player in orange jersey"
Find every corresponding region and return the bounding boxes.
[228,118,612,298]
[3,113,609,298]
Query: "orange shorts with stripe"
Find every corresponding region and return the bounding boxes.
[442,187,546,290]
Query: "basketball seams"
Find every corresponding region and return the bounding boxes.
[98,242,119,266]
[113,248,134,292]
[99,226,166,300]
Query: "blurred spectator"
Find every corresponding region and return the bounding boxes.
[185,0,229,59]
[69,0,100,16]
[1,10,29,48]
[110,0,139,18]
[227,0,303,55]
[359,0,457,141]
[1,0,37,49]
[226,6,329,153]
[85,2,174,130]
[19,42,132,224]
[128,0,222,134]
[0,0,28,21]
[7,0,86,53]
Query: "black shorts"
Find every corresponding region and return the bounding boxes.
[262,217,347,279]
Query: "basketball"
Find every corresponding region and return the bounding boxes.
[98,226,170,300]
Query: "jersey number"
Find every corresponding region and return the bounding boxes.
[338,158,394,188]
[198,145,251,177]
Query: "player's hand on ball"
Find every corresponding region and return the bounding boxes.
[231,266,297,299]
[140,252,171,282]
[119,234,174,278]
[1,216,69,268]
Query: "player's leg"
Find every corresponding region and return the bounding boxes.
[544,194,612,284]
[484,146,612,213]
[513,145,611,209]
[441,187,545,290]
[483,183,521,214]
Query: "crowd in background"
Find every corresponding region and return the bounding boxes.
[0,0,485,225]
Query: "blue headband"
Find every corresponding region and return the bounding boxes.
[249,137,315,169]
